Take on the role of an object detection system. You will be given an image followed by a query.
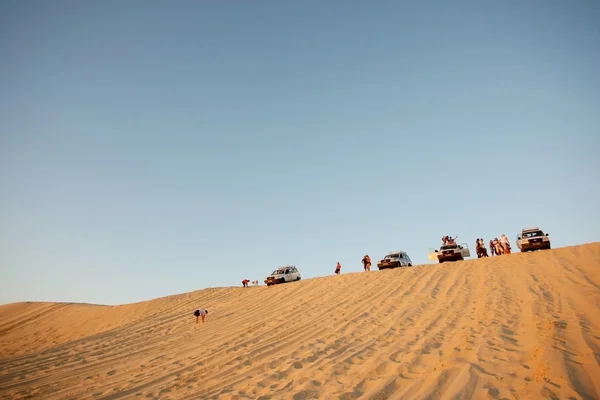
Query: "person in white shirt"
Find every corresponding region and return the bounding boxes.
[500,234,510,252]
[193,309,208,324]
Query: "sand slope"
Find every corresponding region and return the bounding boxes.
[1,243,600,400]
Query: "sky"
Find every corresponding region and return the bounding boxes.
[1,0,599,306]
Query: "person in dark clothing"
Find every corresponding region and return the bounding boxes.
[362,255,371,271]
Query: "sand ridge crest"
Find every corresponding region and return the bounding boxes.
[1,243,600,399]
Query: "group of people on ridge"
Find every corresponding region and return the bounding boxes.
[441,235,458,245]
[475,235,511,258]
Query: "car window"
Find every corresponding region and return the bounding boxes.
[524,231,544,238]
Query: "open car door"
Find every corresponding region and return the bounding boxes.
[460,243,470,258]
[428,248,439,261]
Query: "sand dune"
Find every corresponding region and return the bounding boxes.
[1,243,600,400]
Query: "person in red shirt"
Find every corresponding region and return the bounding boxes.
[335,262,341,275]
[242,279,249,287]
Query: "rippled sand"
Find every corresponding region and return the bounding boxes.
[1,243,600,399]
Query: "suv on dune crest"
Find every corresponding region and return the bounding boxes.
[428,242,471,263]
[377,251,413,269]
[516,227,551,252]
[264,266,301,286]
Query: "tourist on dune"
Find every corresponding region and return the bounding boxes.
[493,237,504,255]
[362,255,371,271]
[500,234,511,254]
[489,239,496,256]
[442,235,457,245]
[193,309,208,324]
[476,238,488,258]
[242,279,249,287]
[335,262,341,275]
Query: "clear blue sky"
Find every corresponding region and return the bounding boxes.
[1,0,599,306]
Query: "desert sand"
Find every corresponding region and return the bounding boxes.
[1,243,600,400]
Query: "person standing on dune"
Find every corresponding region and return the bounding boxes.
[335,262,341,275]
[362,255,371,271]
[193,309,208,324]
[500,234,511,254]
[489,239,496,256]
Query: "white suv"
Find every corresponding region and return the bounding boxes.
[377,251,413,269]
[264,266,301,286]
[516,227,551,252]
[428,243,471,263]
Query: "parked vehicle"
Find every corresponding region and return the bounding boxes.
[516,227,551,252]
[428,243,471,263]
[264,265,301,286]
[377,251,413,269]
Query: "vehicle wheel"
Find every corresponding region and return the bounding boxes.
[408,263,412,267]
[296,277,301,281]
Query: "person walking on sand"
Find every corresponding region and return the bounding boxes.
[362,255,371,271]
[335,262,341,275]
[193,309,208,324]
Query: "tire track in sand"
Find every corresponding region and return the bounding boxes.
[2,243,600,400]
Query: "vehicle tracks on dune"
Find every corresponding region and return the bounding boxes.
[2,243,600,400]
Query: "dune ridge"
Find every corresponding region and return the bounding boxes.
[1,243,600,400]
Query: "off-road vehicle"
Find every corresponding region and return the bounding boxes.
[264,265,301,286]
[377,251,413,270]
[428,243,471,263]
[516,227,551,252]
